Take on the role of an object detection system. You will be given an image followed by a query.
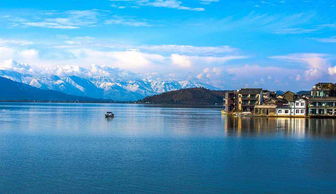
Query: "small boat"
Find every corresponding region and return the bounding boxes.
[105,112,115,118]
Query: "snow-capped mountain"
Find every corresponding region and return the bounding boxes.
[0,60,217,101]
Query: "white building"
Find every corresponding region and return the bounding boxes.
[291,99,307,116]
[276,105,291,116]
[276,99,307,117]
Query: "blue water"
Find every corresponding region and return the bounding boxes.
[0,103,335,193]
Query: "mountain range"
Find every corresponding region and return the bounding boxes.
[0,76,97,102]
[0,60,217,101]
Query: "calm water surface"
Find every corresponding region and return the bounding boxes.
[0,103,335,193]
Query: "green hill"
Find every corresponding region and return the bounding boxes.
[138,88,225,105]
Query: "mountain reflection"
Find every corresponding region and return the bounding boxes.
[223,116,336,138]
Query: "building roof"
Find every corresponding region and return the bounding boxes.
[312,83,336,90]
[283,91,295,95]
[239,88,262,94]
[276,105,290,109]
[309,97,336,102]
[315,82,334,85]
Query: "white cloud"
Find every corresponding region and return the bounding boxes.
[315,36,336,43]
[170,53,246,69]
[191,12,319,35]
[63,48,167,72]
[111,0,205,11]
[105,16,151,27]
[0,37,246,80]
[1,9,156,29]
[2,10,130,30]
[21,10,98,29]
[145,0,204,11]
[275,27,318,34]
[189,55,246,64]
[200,0,219,5]
[227,65,295,77]
[328,66,336,75]
[20,49,39,60]
[171,54,192,68]
[112,50,165,69]
[0,46,15,60]
[197,67,221,79]
[0,39,33,46]
[271,53,330,80]
[224,64,303,89]
[140,45,235,55]
[0,47,40,68]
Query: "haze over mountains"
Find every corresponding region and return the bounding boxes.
[0,60,217,101]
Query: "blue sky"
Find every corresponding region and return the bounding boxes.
[0,0,335,91]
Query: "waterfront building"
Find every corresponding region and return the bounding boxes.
[308,83,336,117]
[223,91,236,113]
[308,97,336,116]
[223,82,336,117]
[223,88,263,113]
[237,88,263,112]
[311,83,336,97]
[276,99,307,117]
[254,104,277,116]
[291,99,307,116]
[276,105,291,116]
[262,90,276,100]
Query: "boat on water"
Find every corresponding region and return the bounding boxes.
[105,112,115,118]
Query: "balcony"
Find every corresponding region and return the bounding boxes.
[241,96,258,100]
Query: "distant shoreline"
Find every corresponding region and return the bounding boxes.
[139,103,223,108]
[0,101,224,108]
[0,100,123,103]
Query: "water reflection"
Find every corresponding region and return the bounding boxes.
[1,103,336,139]
[0,103,225,138]
[223,116,336,138]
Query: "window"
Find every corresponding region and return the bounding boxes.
[300,103,304,106]
[301,110,304,113]
[296,103,299,106]
[296,110,299,113]
[278,110,282,113]
[285,110,289,114]
[310,109,317,114]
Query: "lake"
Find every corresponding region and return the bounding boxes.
[0,103,335,193]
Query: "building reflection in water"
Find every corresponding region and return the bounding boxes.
[222,116,336,138]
